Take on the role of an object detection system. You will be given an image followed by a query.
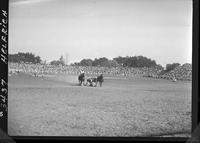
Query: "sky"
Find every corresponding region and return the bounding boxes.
[9,0,192,66]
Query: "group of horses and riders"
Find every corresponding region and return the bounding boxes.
[78,71,104,87]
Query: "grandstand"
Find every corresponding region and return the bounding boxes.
[160,63,192,81]
[8,62,192,81]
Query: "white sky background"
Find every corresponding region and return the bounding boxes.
[9,0,192,66]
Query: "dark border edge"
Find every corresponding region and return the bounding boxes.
[0,0,8,137]
[192,0,199,132]
[0,0,199,142]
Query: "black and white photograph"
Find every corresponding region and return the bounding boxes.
[8,0,192,137]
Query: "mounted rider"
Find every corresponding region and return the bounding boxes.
[78,70,85,85]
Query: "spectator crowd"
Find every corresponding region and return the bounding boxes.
[8,62,192,81]
[160,63,192,81]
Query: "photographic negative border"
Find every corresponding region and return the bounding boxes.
[0,0,8,137]
[0,0,199,142]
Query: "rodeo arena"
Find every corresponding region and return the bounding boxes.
[8,62,192,84]
[8,61,192,137]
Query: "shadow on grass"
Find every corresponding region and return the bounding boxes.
[71,83,82,86]
[70,83,97,88]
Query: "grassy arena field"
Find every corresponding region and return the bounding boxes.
[8,73,191,137]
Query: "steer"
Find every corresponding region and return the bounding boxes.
[86,77,97,87]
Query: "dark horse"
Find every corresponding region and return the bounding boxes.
[78,73,85,86]
[96,74,104,87]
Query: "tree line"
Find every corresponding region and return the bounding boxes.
[8,52,181,72]
[72,56,159,68]
[9,52,41,64]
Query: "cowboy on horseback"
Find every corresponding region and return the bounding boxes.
[78,70,85,86]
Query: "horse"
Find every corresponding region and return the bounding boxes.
[78,73,85,86]
[96,74,104,87]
